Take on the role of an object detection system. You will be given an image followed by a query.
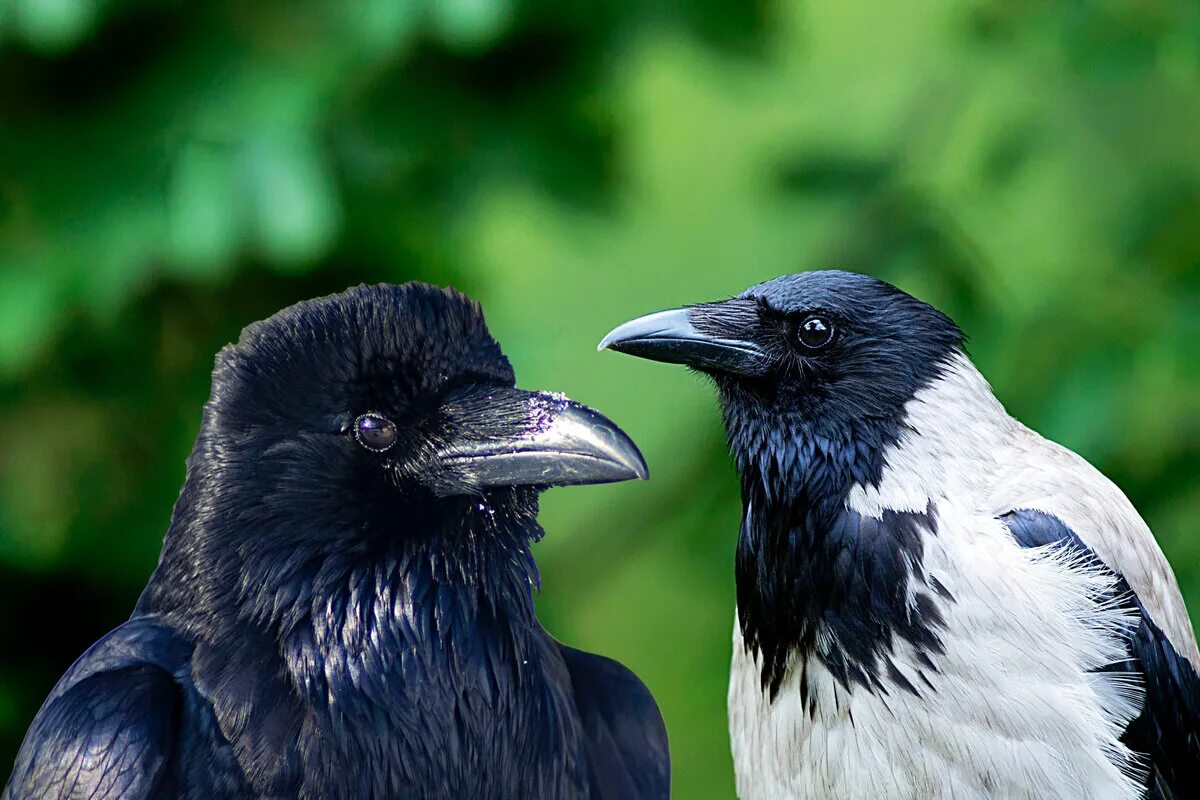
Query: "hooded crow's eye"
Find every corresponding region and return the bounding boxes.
[354,413,397,452]
[794,315,835,351]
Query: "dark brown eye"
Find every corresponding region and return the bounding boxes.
[354,413,397,452]
[795,315,835,350]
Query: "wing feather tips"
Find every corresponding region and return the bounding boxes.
[1124,610,1200,797]
[3,665,180,800]
[558,644,670,800]
[1002,508,1200,798]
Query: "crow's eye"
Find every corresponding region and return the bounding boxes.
[354,413,397,452]
[794,315,835,350]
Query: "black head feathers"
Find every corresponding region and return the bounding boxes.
[207,283,515,435]
[143,281,646,633]
[601,270,965,431]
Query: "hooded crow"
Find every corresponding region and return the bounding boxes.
[4,283,669,800]
[600,270,1197,800]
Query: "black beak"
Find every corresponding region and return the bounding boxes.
[598,305,769,376]
[434,388,648,495]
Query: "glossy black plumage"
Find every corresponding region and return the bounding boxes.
[3,283,668,800]
[4,621,188,800]
[1004,509,1200,800]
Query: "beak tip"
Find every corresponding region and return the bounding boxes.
[625,451,650,481]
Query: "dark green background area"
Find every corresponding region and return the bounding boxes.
[1,1,1199,796]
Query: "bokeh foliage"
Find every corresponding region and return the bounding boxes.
[2,0,1199,796]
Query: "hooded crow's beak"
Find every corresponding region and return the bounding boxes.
[434,388,648,494]
[598,305,769,376]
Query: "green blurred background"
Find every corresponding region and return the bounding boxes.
[2,0,1199,796]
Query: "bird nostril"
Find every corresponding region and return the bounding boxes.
[528,390,570,435]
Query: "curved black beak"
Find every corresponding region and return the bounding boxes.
[598,306,769,376]
[434,388,648,495]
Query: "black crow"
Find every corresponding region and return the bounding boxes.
[600,270,1198,800]
[4,283,669,800]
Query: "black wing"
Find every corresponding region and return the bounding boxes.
[1003,509,1200,800]
[3,619,188,800]
[558,644,670,800]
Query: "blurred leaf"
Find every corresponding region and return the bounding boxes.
[430,0,513,50]
[10,0,97,52]
[0,269,61,376]
[339,0,421,56]
[167,142,244,274]
[247,136,340,268]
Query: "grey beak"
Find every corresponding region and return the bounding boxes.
[598,306,769,375]
[437,393,648,493]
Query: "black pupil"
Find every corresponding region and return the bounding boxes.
[798,317,833,349]
[357,415,396,451]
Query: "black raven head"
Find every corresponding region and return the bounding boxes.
[145,283,645,626]
[210,282,644,524]
[599,270,963,445]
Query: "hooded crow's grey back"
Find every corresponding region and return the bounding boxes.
[3,283,669,800]
[600,270,1198,800]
